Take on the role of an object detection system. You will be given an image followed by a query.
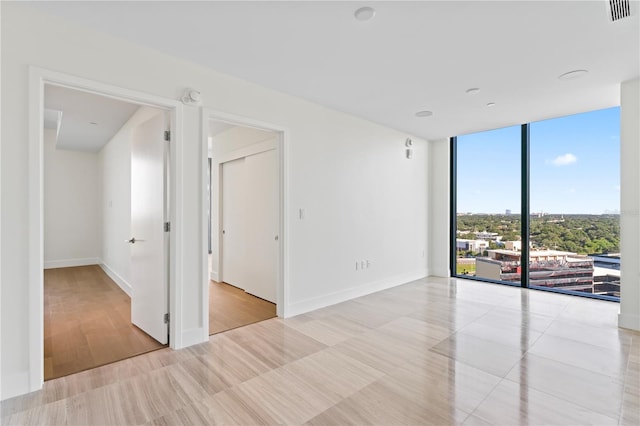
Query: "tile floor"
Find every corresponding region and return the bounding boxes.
[2,277,638,425]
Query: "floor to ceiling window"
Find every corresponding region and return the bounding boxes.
[451,107,620,301]
[453,126,522,284]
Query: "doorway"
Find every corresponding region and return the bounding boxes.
[206,118,282,334]
[42,84,170,380]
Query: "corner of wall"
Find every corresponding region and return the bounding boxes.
[619,78,640,331]
[427,138,451,278]
[99,261,132,297]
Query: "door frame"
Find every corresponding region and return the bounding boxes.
[201,108,289,331]
[28,66,184,391]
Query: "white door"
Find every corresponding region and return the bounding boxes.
[221,157,246,289]
[243,149,278,303]
[130,113,169,344]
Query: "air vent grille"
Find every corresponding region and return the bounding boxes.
[608,0,631,22]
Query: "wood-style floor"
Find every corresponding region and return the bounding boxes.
[43,266,165,381]
[5,276,638,425]
[209,280,276,335]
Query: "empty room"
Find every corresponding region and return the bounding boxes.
[1,1,639,425]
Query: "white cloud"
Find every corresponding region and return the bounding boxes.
[549,153,577,166]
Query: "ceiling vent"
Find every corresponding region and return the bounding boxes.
[607,0,634,22]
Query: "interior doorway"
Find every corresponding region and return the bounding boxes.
[206,118,282,334]
[42,84,170,380]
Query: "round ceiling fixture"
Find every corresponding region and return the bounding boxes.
[465,88,480,95]
[558,69,589,80]
[354,6,376,21]
[415,110,433,117]
[486,102,496,108]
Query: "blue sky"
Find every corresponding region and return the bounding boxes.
[457,107,620,214]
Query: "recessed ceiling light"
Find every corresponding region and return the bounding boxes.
[486,102,496,108]
[465,88,480,95]
[354,6,376,21]
[89,122,98,125]
[415,110,433,117]
[558,69,589,80]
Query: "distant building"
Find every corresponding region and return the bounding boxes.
[505,209,512,215]
[504,241,521,251]
[590,253,620,297]
[476,249,595,293]
[456,239,490,253]
[475,231,501,241]
[589,253,620,271]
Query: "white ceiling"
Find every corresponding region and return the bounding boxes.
[44,85,140,152]
[33,1,639,140]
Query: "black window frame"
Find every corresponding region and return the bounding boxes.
[450,123,620,302]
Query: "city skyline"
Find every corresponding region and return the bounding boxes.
[456,107,620,215]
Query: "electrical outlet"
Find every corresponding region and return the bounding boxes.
[366,260,371,268]
[355,261,359,271]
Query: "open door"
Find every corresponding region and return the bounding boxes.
[130,113,169,344]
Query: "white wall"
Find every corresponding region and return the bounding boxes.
[1,0,4,402]
[43,129,102,268]
[98,106,163,295]
[428,138,450,277]
[1,3,429,399]
[619,78,640,331]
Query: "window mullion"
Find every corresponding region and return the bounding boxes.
[521,123,530,288]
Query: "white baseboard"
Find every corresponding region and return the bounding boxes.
[179,327,208,349]
[99,261,132,297]
[44,257,100,269]
[210,270,219,282]
[618,312,640,331]
[430,267,451,278]
[0,370,32,401]
[284,269,428,318]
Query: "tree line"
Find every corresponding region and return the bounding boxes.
[457,214,619,255]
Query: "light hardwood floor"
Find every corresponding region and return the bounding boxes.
[4,277,638,425]
[209,281,276,335]
[43,266,166,381]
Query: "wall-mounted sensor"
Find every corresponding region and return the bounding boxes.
[406,148,414,159]
[405,138,413,147]
[181,88,202,105]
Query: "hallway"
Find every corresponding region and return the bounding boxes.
[44,266,165,380]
